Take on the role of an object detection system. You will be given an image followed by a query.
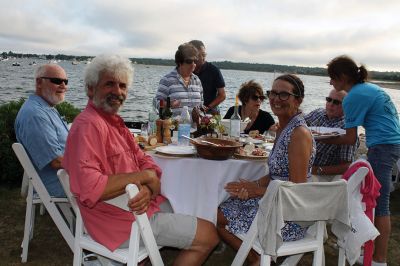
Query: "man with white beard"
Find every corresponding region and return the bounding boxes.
[63,54,218,265]
[15,64,69,197]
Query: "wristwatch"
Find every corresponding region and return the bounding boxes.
[317,166,323,175]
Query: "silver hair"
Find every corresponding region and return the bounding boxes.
[84,54,134,94]
[34,65,47,79]
[34,64,60,79]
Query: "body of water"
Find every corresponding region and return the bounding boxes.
[2,58,400,122]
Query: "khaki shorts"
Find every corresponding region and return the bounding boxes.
[120,201,197,249]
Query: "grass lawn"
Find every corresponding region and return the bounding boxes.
[1,186,399,266]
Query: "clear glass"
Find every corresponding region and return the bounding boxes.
[141,122,149,138]
[264,130,276,142]
[152,97,159,116]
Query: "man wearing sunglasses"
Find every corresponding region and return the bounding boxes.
[189,40,226,115]
[304,89,357,181]
[15,64,69,197]
[156,42,203,117]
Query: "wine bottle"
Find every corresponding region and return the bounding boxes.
[230,95,241,138]
[159,99,165,119]
[163,97,173,119]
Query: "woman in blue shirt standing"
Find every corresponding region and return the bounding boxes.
[326,55,400,266]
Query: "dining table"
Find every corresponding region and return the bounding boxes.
[150,152,269,224]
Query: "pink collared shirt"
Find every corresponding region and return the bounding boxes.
[63,100,165,251]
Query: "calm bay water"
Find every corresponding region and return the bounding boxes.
[1,58,400,122]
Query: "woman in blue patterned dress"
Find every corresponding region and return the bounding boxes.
[217,74,315,266]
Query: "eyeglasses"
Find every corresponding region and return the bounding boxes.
[266,90,298,101]
[325,97,342,105]
[183,58,196,64]
[250,95,266,101]
[40,77,69,85]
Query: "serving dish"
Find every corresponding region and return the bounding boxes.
[192,137,242,160]
[309,126,345,140]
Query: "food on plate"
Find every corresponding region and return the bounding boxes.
[148,136,158,146]
[248,130,265,140]
[248,130,259,138]
[135,135,148,143]
[239,144,268,157]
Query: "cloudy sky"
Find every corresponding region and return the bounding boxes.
[1,0,399,71]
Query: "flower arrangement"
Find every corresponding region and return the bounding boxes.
[199,114,225,134]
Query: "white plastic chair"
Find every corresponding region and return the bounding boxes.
[57,169,164,266]
[338,163,379,266]
[12,143,74,262]
[231,180,350,266]
[337,166,368,266]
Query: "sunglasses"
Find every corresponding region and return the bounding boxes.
[326,97,342,105]
[41,77,69,85]
[183,58,196,65]
[266,90,298,101]
[250,95,266,101]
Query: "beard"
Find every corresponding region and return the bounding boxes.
[43,87,64,105]
[93,93,126,114]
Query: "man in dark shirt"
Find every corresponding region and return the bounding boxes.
[190,40,226,114]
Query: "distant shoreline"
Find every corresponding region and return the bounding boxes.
[371,80,400,90]
[2,51,400,82]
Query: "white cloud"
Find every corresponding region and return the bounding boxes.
[0,0,399,71]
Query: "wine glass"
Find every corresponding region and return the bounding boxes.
[265,130,276,142]
[152,97,159,116]
[141,122,149,139]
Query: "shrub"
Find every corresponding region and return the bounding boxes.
[55,101,81,124]
[0,99,25,187]
[0,98,80,188]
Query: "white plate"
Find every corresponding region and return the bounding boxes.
[128,128,141,134]
[154,145,196,155]
[309,127,346,140]
[234,153,268,161]
[262,142,274,151]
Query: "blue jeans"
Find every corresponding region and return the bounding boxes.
[367,144,400,216]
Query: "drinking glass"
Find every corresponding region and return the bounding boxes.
[141,122,149,138]
[152,97,159,116]
[265,130,276,142]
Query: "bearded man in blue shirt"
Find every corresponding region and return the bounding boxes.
[15,64,69,197]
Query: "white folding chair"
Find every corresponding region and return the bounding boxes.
[338,164,379,266]
[231,180,350,266]
[57,169,164,266]
[12,143,74,263]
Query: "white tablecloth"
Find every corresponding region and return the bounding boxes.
[151,154,268,224]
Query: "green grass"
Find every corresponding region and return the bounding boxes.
[1,186,399,265]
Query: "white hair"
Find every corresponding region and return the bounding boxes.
[84,54,134,94]
[34,65,47,79]
[34,63,63,79]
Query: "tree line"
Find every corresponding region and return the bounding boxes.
[3,51,399,82]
